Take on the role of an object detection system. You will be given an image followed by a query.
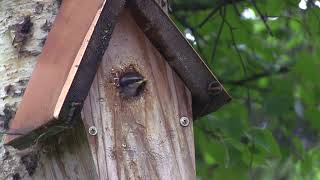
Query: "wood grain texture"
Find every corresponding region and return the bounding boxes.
[5,0,127,148]
[129,0,231,117]
[31,122,98,180]
[0,0,59,128]
[4,0,104,142]
[81,10,195,180]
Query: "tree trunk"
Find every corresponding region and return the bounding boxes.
[0,0,59,132]
[0,0,196,180]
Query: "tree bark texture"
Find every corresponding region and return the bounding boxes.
[0,0,99,179]
[0,0,197,179]
[1,122,98,180]
[0,0,59,132]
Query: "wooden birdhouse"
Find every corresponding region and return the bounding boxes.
[3,0,230,179]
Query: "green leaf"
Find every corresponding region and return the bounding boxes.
[249,128,282,159]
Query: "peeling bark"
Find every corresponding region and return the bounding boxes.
[0,144,38,180]
[0,0,59,132]
[0,122,97,180]
[0,0,59,178]
[0,1,196,180]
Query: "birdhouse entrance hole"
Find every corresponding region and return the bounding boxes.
[4,0,230,150]
[111,65,147,99]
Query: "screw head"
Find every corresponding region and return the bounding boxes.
[179,117,190,127]
[208,81,222,96]
[88,126,98,136]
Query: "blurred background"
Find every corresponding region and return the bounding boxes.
[169,0,320,179]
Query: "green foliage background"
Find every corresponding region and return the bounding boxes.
[170,0,320,179]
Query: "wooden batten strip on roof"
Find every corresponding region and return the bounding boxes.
[4,0,230,148]
[128,0,231,116]
[4,0,126,148]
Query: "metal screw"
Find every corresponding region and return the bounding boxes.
[88,126,98,136]
[179,117,190,127]
[208,81,222,96]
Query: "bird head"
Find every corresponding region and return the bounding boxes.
[119,72,147,98]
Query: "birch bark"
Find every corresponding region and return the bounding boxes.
[0,1,59,179]
[0,1,192,180]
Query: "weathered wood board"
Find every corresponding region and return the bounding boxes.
[0,0,230,179]
[32,122,98,180]
[4,0,230,149]
[2,122,98,180]
[3,0,105,143]
[4,0,126,147]
[81,10,196,180]
[129,0,231,116]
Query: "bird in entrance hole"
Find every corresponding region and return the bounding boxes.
[119,72,147,98]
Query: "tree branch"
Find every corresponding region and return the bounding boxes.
[197,1,224,28]
[172,14,207,55]
[250,0,274,36]
[223,65,291,86]
[210,8,225,64]
[171,0,245,12]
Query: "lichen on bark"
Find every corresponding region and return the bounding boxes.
[0,0,59,178]
[0,0,59,132]
[0,144,39,180]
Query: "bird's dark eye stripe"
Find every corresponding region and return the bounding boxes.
[119,72,143,86]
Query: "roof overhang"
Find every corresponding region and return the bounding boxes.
[4,0,231,148]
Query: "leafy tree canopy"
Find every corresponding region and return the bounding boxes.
[170,0,320,179]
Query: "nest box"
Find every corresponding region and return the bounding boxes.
[4,0,231,148]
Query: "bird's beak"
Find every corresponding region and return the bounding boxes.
[137,79,147,85]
